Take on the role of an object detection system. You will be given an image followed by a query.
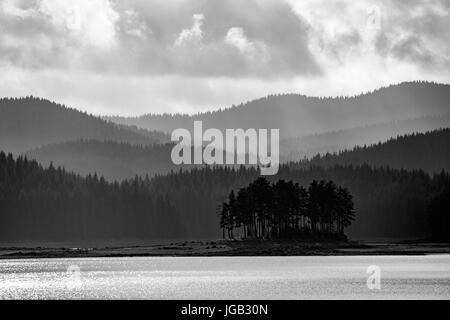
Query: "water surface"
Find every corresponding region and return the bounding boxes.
[1,255,449,299]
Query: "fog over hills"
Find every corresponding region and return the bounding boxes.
[27,140,181,181]
[290,129,450,175]
[25,127,450,184]
[106,82,450,138]
[0,97,168,154]
[26,140,245,181]
[2,81,446,182]
[280,114,450,161]
[2,82,449,160]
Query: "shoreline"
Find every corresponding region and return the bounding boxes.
[1,240,450,259]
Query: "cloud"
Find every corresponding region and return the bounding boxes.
[38,0,120,49]
[122,9,151,39]
[0,0,119,48]
[1,0,35,18]
[175,14,204,46]
[224,27,269,63]
[0,0,320,77]
[0,0,449,116]
[390,36,435,66]
[1,0,449,77]
[287,0,450,83]
[0,0,120,72]
[374,0,450,71]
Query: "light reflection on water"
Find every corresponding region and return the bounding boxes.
[0,256,449,299]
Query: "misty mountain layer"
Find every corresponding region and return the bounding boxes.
[291,129,450,175]
[27,140,183,181]
[26,128,450,181]
[0,97,168,154]
[280,114,450,161]
[107,82,450,138]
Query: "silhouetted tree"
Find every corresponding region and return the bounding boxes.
[219,178,356,240]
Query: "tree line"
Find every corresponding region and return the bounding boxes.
[219,177,355,240]
[147,164,449,241]
[1,151,449,243]
[0,152,184,241]
[295,128,450,175]
[427,178,450,241]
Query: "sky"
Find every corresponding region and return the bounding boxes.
[0,0,449,116]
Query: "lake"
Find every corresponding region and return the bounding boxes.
[1,255,449,299]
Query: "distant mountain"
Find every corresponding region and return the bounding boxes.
[27,126,450,181]
[27,140,184,181]
[0,97,168,154]
[280,114,450,161]
[107,82,450,138]
[290,129,450,174]
[115,124,171,144]
[26,139,245,181]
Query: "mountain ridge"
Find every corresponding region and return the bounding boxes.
[280,114,450,161]
[0,97,169,154]
[290,128,450,174]
[25,127,450,182]
[106,82,450,138]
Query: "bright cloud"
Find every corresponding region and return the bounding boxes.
[175,14,204,46]
[225,27,269,62]
[38,0,120,49]
[1,0,34,18]
[123,8,151,39]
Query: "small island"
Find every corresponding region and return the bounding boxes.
[218,177,355,241]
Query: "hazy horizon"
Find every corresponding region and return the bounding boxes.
[2,80,449,118]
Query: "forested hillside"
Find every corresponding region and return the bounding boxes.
[0,97,167,154]
[1,151,448,242]
[0,152,184,241]
[291,129,450,174]
[25,127,450,181]
[108,82,450,138]
[146,165,448,239]
[280,115,450,161]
